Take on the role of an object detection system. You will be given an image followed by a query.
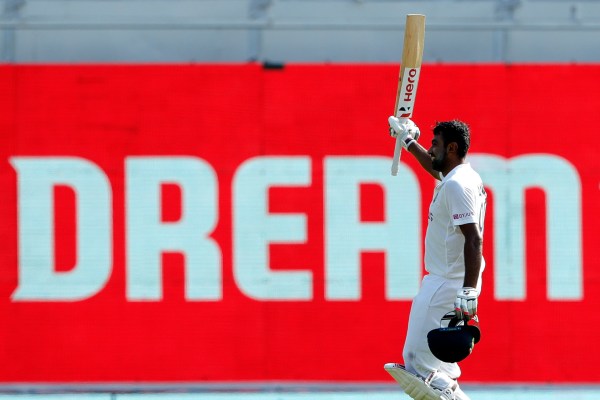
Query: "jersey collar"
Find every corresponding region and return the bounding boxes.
[439,162,470,182]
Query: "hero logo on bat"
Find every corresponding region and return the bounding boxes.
[397,67,420,117]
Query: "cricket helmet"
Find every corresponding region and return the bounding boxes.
[427,312,481,363]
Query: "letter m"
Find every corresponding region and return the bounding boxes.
[470,154,583,300]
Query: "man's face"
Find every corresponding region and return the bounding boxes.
[428,134,447,172]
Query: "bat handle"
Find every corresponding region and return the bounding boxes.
[391,136,403,176]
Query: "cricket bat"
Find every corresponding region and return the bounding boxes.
[391,14,425,176]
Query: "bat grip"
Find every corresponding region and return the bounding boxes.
[391,136,403,176]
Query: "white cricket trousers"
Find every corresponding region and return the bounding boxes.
[403,274,464,390]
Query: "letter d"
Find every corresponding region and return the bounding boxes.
[10,157,112,301]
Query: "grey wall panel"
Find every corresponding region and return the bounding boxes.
[507,30,600,62]
[14,29,250,62]
[1,0,599,63]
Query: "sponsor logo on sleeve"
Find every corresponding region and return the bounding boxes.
[453,212,474,220]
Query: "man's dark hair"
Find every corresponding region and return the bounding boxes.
[433,120,470,158]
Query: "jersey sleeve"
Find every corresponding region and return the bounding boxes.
[444,180,479,226]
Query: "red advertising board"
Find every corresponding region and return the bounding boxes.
[0,64,598,383]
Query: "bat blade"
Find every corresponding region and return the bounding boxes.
[391,14,425,176]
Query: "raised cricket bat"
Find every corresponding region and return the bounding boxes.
[391,14,425,176]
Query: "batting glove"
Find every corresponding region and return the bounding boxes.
[388,116,420,149]
[454,287,478,321]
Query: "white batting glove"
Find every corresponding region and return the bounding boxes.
[388,116,420,149]
[454,287,478,321]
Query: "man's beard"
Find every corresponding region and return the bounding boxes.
[431,152,445,171]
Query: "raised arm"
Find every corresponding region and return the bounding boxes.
[388,116,440,181]
[406,141,440,181]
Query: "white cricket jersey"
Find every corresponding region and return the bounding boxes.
[424,163,487,280]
